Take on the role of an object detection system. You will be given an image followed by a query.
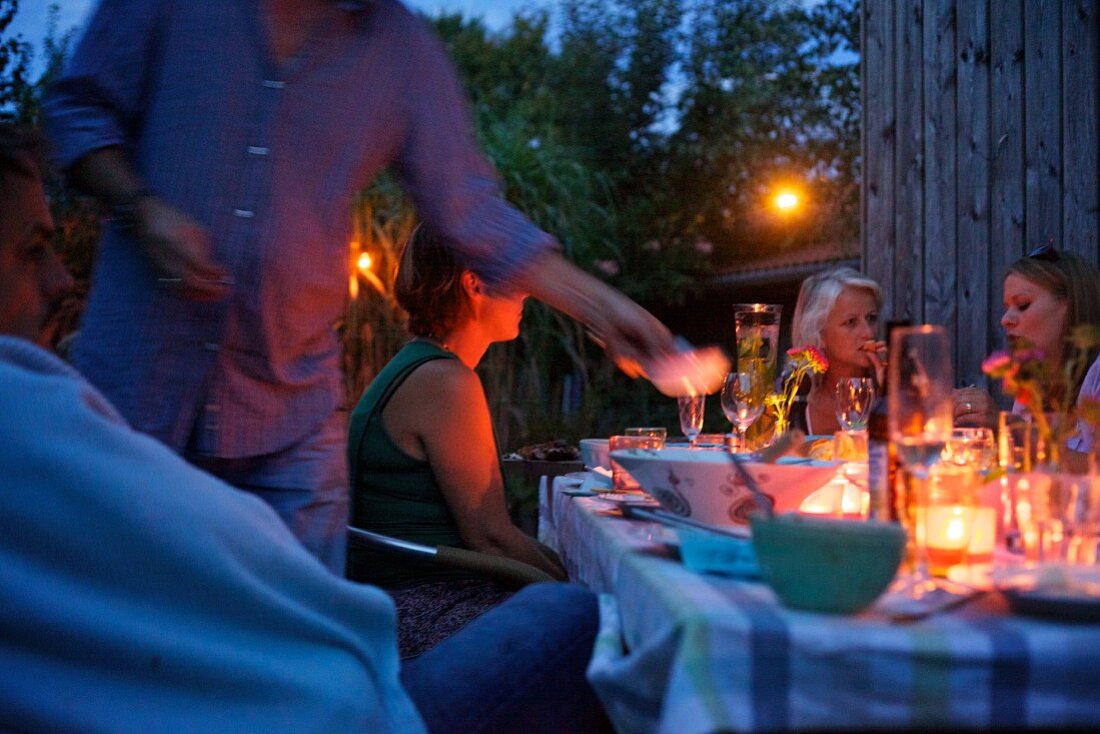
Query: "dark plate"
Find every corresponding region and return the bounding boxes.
[1003,588,1100,622]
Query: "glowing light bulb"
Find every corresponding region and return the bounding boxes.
[774,191,798,210]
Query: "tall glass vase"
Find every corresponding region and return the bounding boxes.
[734,304,781,448]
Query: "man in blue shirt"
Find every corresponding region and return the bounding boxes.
[0,122,609,734]
[45,0,673,573]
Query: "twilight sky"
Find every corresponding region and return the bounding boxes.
[8,0,556,64]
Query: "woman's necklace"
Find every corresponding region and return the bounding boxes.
[420,335,455,355]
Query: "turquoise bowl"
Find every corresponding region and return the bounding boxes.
[749,513,905,614]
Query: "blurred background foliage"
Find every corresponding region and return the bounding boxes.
[1,0,858,450]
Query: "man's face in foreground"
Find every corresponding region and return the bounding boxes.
[0,169,74,342]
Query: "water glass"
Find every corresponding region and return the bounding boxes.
[887,325,954,595]
[997,411,1039,472]
[720,371,767,450]
[624,426,667,446]
[608,434,662,491]
[887,325,954,479]
[677,395,706,448]
[835,377,876,431]
[941,427,996,473]
[1016,474,1100,564]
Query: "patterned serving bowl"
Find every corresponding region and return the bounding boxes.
[610,447,840,527]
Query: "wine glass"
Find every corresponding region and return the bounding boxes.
[888,325,955,598]
[942,427,996,474]
[678,394,706,448]
[721,371,766,452]
[835,377,876,431]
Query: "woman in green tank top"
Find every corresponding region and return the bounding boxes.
[348,225,566,657]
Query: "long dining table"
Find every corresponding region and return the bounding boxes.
[540,474,1100,734]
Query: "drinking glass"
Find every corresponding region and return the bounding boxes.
[888,325,955,598]
[721,371,766,451]
[835,377,876,431]
[608,434,663,491]
[888,326,954,478]
[677,395,706,448]
[941,427,996,474]
[624,426,667,447]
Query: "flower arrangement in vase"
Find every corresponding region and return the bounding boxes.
[767,345,829,438]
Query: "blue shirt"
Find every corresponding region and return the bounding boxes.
[45,0,555,458]
[0,336,424,732]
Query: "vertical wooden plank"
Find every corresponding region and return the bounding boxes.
[862,0,897,319]
[1062,0,1098,259]
[1024,0,1063,250]
[989,0,1025,355]
[956,0,992,385]
[894,0,925,322]
[922,0,957,340]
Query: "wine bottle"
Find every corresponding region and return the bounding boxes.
[867,319,910,521]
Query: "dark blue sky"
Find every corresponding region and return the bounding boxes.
[8,0,555,67]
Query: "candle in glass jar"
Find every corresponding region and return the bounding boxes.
[923,504,975,574]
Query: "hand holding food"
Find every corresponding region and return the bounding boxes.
[860,339,887,386]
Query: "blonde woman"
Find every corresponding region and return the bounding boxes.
[789,267,886,435]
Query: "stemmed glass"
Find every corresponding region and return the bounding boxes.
[678,394,706,448]
[721,371,766,452]
[835,377,876,431]
[888,325,955,598]
[942,427,996,474]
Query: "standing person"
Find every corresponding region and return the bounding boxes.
[789,267,886,435]
[44,0,673,573]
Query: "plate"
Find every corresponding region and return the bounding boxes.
[1002,588,1100,622]
[591,492,659,506]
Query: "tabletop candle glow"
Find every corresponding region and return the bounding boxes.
[923,504,976,575]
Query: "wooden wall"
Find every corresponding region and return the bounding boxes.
[861,0,1099,385]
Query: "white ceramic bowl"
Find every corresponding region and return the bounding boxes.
[579,438,611,471]
[610,447,840,527]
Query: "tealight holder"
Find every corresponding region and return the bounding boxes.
[918,463,990,576]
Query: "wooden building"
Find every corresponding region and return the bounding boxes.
[862,0,1099,385]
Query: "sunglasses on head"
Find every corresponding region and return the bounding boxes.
[1026,242,1060,262]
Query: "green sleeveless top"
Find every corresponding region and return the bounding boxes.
[346,340,473,588]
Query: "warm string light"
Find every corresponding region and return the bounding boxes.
[349,241,386,297]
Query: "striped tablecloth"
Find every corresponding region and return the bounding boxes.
[545,476,1100,734]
